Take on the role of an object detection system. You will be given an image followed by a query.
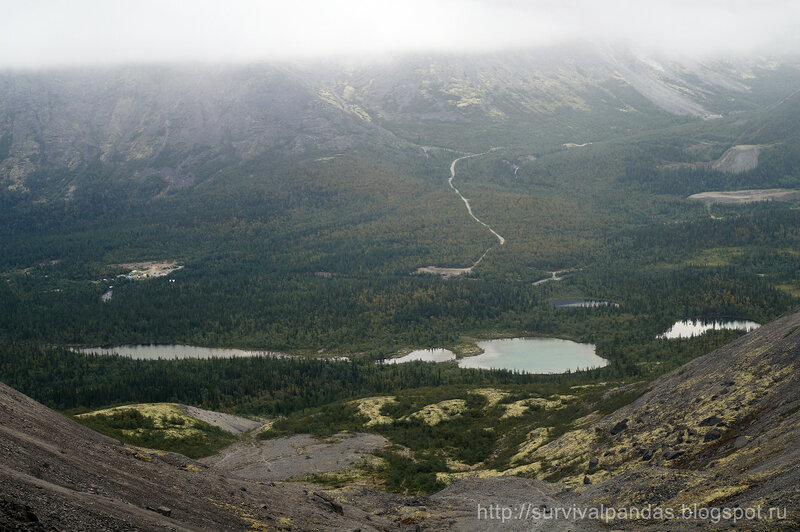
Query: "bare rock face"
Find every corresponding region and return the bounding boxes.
[610,419,628,435]
[703,428,723,442]
[0,381,391,531]
[709,145,763,174]
[0,499,45,531]
[202,432,389,481]
[527,306,800,529]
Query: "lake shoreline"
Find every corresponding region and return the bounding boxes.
[385,336,607,374]
[74,344,299,360]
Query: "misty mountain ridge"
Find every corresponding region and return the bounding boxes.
[2,46,799,199]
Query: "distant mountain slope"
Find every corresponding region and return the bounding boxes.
[2,49,798,200]
[0,381,389,531]
[741,89,800,143]
[0,65,403,193]
[319,46,782,122]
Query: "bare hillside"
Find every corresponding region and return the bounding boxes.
[0,382,391,531]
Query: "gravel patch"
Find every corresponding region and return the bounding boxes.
[202,432,389,481]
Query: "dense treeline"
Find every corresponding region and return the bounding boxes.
[0,262,790,353]
[0,343,543,414]
[1,199,793,353]
[0,323,741,418]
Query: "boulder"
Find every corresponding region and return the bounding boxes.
[146,505,172,517]
[663,449,685,460]
[610,419,628,435]
[699,415,723,427]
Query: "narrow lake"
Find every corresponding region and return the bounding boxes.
[658,320,760,339]
[78,344,293,360]
[388,338,606,374]
[551,299,618,308]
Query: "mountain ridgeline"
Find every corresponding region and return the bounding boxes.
[2,48,800,198]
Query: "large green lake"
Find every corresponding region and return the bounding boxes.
[395,338,606,374]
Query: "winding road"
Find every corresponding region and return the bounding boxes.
[416,148,505,277]
[448,150,506,246]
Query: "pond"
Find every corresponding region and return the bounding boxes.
[658,319,760,339]
[457,338,607,373]
[383,348,457,364]
[550,299,618,308]
[387,339,606,373]
[78,344,294,360]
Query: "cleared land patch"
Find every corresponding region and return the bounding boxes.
[109,261,183,279]
[662,144,769,174]
[688,188,800,204]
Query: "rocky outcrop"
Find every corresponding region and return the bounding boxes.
[519,306,800,529]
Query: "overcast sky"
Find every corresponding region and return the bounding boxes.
[1,0,799,68]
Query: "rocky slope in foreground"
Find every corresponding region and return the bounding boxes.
[2,306,799,530]
[347,306,800,530]
[571,304,800,530]
[0,381,393,531]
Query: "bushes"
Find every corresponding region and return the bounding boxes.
[75,408,236,459]
[372,450,447,495]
